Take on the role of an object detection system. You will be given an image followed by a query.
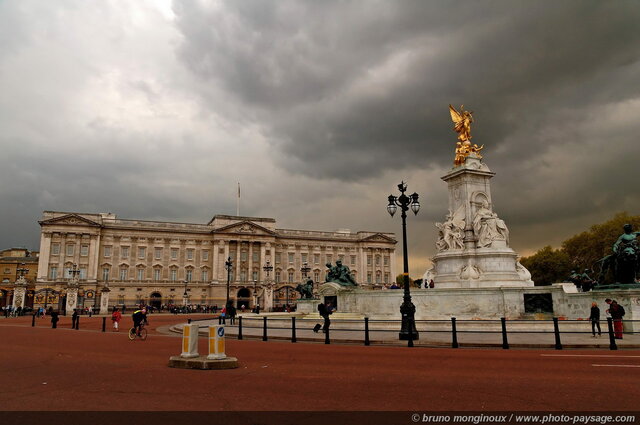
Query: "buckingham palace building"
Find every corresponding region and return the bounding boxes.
[35,211,397,311]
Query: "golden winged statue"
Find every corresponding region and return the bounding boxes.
[449,105,483,166]
[449,104,473,142]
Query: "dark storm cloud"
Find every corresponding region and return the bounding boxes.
[174,1,640,180]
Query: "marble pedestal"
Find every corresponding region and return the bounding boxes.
[425,156,533,288]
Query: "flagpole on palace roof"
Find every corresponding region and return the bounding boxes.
[237,182,240,216]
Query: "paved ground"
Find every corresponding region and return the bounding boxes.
[1,314,639,413]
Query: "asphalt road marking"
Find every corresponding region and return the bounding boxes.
[592,364,640,368]
[541,354,640,358]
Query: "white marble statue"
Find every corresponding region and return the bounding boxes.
[472,200,509,248]
[435,208,465,251]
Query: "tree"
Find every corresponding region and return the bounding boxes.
[520,246,572,286]
[520,212,640,285]
[395,274,414,287]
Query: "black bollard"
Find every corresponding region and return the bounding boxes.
[501,317,509,349]
[262,316,268,341]
[553,317,563,350]
[451,317,459,348]
[325,324,330,345]
[364,317,370,346]
[187,318,192,324]
[607,318,618,351]
[291,317,296,343]
[32,313,36,327]
[102,317,106,332]
[238,317,243,340]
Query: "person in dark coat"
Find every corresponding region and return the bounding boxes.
[71,309,78,329]
[317,303,332,333]
[589,302,601,337]
[50,309,59,329]
[605,299,626,339]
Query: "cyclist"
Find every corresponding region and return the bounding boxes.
[131,307,148,336]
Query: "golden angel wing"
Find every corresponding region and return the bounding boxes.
[449,104,462,124]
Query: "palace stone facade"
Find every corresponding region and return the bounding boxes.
[36,211,396,310]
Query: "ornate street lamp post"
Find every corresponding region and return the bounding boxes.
[68,263,81,282]
[300,262,310,279]
[262,260,274,311]
[224,257,233,308]
[387,181,421,346]
[183,280,189,307]
[262,260,273,278]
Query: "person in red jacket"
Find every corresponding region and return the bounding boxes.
[111,307,122,332]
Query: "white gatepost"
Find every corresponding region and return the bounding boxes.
[181,323,199,358]
[207,325,226,360]
[99,287,111,315]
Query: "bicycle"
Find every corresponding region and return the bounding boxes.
[128,323,148,341]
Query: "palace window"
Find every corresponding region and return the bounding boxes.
[252,251,259,262]
[275,271,281,283]
[51,243,60,255]
[351,255,356,265]
[241,251,247,261]
[186,269,193,282]
[275,253,281,264]
[314,254,320,264]
[66,244,75,256]
[376,255,380,266]
[288,253,294,264]
[170,269,177,282]
[138,247,146,259]
[121,247,129,259]
[314,271,319,282]
[301,253,308,263]
[187,249,194,260]
[252,271,258,281]
[171,248,178,260]
[201,269,208,282]
[384,273,389,284]
[120,268,128,281]
[154,247,162,260]
[240,270,247,281]
[80,245,89,256]
[288,271,294,283]
[153,268,161,281]
[376,271,381,284]
[202,250,209,261]
[326,254,332,264]
[50,266,58,279]
[79,268,87,280]
[104,246,112,257]
[367,272,372,283]
[137,268,145,281]
[367,255,372,266]
[384,256,389,266]
[102,268,110,281]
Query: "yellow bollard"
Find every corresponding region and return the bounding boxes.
[207,325,226,360]
[181,323,199,358]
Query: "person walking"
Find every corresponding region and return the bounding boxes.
[589,302,601,337]
[111,307,122,332]
[71,309,78,329]
[605,299,626,339]
[317,302,332,334]
[88,305,93,317]
[229,304,237,325]
[50,309,59,329]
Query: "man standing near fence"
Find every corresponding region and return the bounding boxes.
[605,298,625,339]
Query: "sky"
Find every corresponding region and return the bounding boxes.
[1,0,639,277]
